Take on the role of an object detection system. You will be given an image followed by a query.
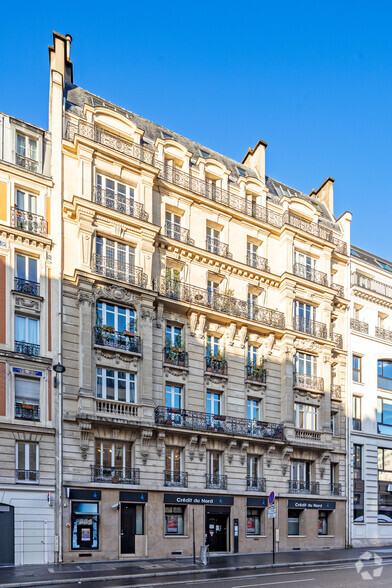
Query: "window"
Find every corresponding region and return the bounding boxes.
[165,211,181,240]
[294,251,316,270]
[207,280,219,306]
[377,398,392,434]
[206,226,220,252]
[294,301,316,334]
[207,335,221,358]
[295,353,317,377]
[16,441,38,482]
[15,254,38,293]
[16,133,38,171]
[378,447,392,523]
[247,292,259,319]
[290,460,312,492]
[247,455,261,489]
[247,399,260,421]
[378,360,392,391]
[165,447,183,485]
[95,237,136,281]
[166,324,182,348]
[353,355,362,383]
[15,316,39,355]
[165,267,182,299]
[206,391,221,416]
[206,178,218,199]
[318,511,329,535]
[15,376,40,420]
[16,189,37,213]
[288,509,301,535]
[378,261,392,272]
[165,385,182,410]
[96,369,135,403]
[352,396,362,431]
[247,509,263,535]
[248,345,257,365]
[207,451,221,476]
[247,242,259,266]
[378,447,392,480]
[294,403,318,430]
[96,174,135,214]
[331,413,336,436]
[94,441,132,480]
[165,506,185,535]
[353,445,362,480]
[72,502,99,550]
[97,302,135,334]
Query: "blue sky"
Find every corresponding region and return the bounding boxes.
[1,1,391,258]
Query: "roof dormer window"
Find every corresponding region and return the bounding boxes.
[16,133,38,172]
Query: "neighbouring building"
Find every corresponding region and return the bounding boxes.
[349,245,392,547]
[48,32,351,561]
[0,112,59,565]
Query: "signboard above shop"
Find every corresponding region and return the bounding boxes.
[164,493,234,505]
[287,499,336,510]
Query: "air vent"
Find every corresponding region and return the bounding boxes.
[171,550,183,555]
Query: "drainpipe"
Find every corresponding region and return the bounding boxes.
[346,256,352,547]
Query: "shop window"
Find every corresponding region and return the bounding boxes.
[288,509,301,535]
[247,508,263,535]
[72,502,99,550]
[318,511,329,535]
[165,505,185,535]
[353,492,364,523]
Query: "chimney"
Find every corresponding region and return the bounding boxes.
[48,32,73,85]
[310,177,334,215]
[242,139,268,183]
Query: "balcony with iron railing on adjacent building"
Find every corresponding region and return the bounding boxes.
[246,252,270,272]
[205,356,228,376]
[352,272,392,300]
[164,221,194,245]
[15,153,39,173]
[294,373,324,393]
[375,326,392,343]
[91,465,140,484]
[288,480,320,495]
[293,263,328,286]
[164,471,188,487]
[15,402,40,421]
[14,277,40,297]
[93,186,149,221]
[331,483,342,496]
[293,315,328,340]
[92,254,148,289]
[164,346,189,367]
[246,477,266,492]
[14,341,40,356]
[206,473,227,490]
[16,469,39,483]
[65,120,155,165]
[154,278,286,329]
[350,318,369,334]
[155,406,285,441]
[206,236,232,258]
[11,207,47,237]
[94,326,142,355]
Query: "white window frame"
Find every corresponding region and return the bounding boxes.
[96,368,136,403]
[294,403,318,430]
[165,384,183,409]
[291,460,311,482]
[294,250,316,269]
[295,352,317,377]
[16,189,37,213]
[165,447,183,473]
[247,455,260,480]
[95,440,131,469]
[207,451,221,476]
[166,324,182,347]
[15,441,39,478]
[247,398,260,421]
[16,253,38,283]
[96,236,136,266]
[16,133,38,161]
[206,390,221,415]
[15,315,39,344]
[97,302,135,333]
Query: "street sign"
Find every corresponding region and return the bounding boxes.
[268,505,276,519]
[268,491,275,504]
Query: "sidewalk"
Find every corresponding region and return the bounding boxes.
[1,545,392,587]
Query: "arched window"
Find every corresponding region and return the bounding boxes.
[378,360,392,391]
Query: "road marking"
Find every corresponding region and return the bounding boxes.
[235,580,315,588]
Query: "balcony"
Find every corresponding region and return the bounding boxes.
[246,362,267,384]
[16,469,39,483]
[375,327,392,343]
[288,480,320,495]
[246,252,270,272]
[155,278,286,329]
[155,407,285,441]
[246,477,266,492]
[15,341,40,356]
[164,221,193,245]
[205,356,228,375]
[295,429,321,442]
[293,316,328,339]
[14,277,40,297]
[91,465,140,484]
[331,283,345,297]
[11,207,47,237]
[15,402,40,421]
[15,153,39,173]
[95,398,140,419]
[92,254,148,288]
[350,318,369,334]
[294,373,324,393]
[94,327,141,354]
[164,346,188,367]
[293,263,328,286]
[164,471,188,487]
[331,385,342,401]
[93,186,149,222]
[206,473,227,490]
[331,483,342,496]
[65,120,155,165]
[206,236,231,258]
[352,272,392,300]
[333,332,343,349]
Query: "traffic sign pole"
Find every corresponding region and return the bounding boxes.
[269,491,276,565]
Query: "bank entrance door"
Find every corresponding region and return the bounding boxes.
[120,504,136,554]
[206,512,228,552]
[0,504,14,565]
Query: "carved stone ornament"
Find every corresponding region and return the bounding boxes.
[281,447,293,476]
[264,333,275,356]
[227,440,237,464]
[141,429,153,464]
[266,445,276,468]
[95,285,134,305]
[197,314,206,337]
[189,312,198,336]
[157,432,165,457]
[293,338,321,353]
[141,308,155,322]
[188,436,198,461]
[239,325,248,349]
[15,296,40,312]
[77,292,95,307]
[199,436,207,461]
[240,442,249,464]
[319,452,331,479]
[156,303,164,328]
[79,421,92,460]
[164,367,187,382]
[294,389,321,402]
[204,375,226,390]
[228,323,236,346]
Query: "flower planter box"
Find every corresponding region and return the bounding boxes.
[122,330,134,337]
[21,404,35,410]
[112,477,119,484]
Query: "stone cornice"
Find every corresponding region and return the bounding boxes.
[0,226,52,250]
[351,286,392,309]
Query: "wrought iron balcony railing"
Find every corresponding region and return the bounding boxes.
[16,469,39,483]
[15,153,39,173]
[293,315,328,339]
[246,252,270,272]
[93,186,149,221]
[206,473,227,490]
[331,385,342,400]
[294,373,324,392]
[91,465,140,484]
[14,277,40,296]
[331,483,342,496]
[92,254,148,288]
[350,318,369,334]
[246,477,266,492]
[11,207,47,237]
[164,221,194,245]
[155,406,285,441]
[15,341,40,356]
[206,236,232,258]
[288,480,320,495]
[246,363,267,383]
[206,356,228,375]
[375,327,392,343]
[293,263,328,286]
[65,121,155,165]
[94,326,141,354]
[333,332,343,349]
[164,346,189,367]
[15,402,40,421]
[352,272,392,300]
[155,278,286,329]
[331,283,345,297]
[164,470,188,487]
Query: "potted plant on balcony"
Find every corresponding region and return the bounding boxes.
[103,324,115,333]
[21,399,35,410]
